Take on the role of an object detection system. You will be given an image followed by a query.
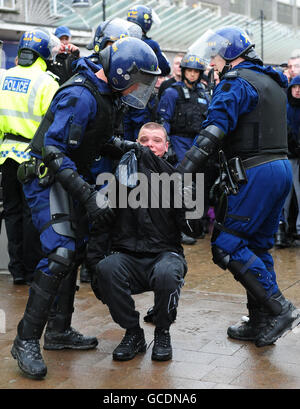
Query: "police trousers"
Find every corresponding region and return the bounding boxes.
[212,159,292,297]
[95,251,187,330]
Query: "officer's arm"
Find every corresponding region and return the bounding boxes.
[177,125,225,174]
[42,89,114,224]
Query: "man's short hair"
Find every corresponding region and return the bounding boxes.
[138,122,168,141]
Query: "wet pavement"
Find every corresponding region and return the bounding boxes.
[1,235,300,390]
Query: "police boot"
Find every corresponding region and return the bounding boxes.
[11,269,63,379]
[223,259,300,346]
[274,221,290,248]
[255,292,300,347]
[112,328,146,361]
[227,293,269,341]
[43,271,98,350]
[151,327,172,361]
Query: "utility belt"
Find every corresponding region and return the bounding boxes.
[17,156,54,187]
[217,152,287,196]
[241,153,287,169]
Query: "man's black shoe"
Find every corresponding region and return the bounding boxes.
[80,263,91,283]
[181,232,196,245]
[255,296,300,347]
[43,327,98,350]
[151,328,172,361]
[13,277,26,285]
[113,328,146,361]
[11,335,47,379]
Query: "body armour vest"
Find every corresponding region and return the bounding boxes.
[30,73,115,178]
[224,68,288,160]
[170,84,208,137]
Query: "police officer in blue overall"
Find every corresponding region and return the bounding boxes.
[11,37,161,379]
[177,27,300,347]
[157,53,209,165]
[124,4,171,142]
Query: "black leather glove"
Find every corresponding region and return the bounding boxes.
[84,190,115,226]
[165,144,178,165]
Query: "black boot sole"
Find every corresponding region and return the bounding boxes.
[151,351,172,361]
[255,310,300,347]
[11,345,47,379]
[43,340,98,351]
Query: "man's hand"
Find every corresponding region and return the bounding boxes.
[59,43,80,56]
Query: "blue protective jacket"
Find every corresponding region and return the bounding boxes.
[157,81,209,163]
[201,61,288,135]
[143,36,171,77]
[38,57,113,176]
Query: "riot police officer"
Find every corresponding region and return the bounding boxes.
[11,37,161,379]
[124,4,171,142]
[0,30,60,284]
[177,26,300,347]
[157,53,209,164]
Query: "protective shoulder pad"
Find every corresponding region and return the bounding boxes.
[223,70,238,80]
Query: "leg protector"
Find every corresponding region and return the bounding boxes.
[17,269,63,340]
[227,260,282,316]
[46,269,77,332]
[17,248,74,340]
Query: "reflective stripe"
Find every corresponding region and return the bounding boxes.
[0,72,47,122]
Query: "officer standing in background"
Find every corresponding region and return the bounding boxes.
[157,53,210,244]
[11,37,161,379]
[177,26,300,347]
[157,53,209,165]
[158,53,184,99]
[123,4,171,142]
[0,29,60,284]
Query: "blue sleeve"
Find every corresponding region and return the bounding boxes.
[201,77,258,135]
[157,87,179,135]
[143,38,171,76]
[45,86,98,171]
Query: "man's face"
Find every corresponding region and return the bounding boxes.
[291,84,300,99]
[173,56,182,79]
[210,54,226,76]
[184,68,200,86]
[137,128,168,157]
[288,58,300,79]
[59,35,70,46]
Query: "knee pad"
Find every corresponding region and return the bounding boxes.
[211,245,230,270]
[48,247,75,279]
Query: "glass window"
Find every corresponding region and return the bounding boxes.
[251,0,273,20]
[0,0,15,9]
[229,0,247,15]
[277,2,293,25]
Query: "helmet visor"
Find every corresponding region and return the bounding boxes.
[49,34,61,60]
[121,74,157,109]
[188,29,229,64]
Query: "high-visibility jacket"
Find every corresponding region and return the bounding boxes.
[0,57,59,164]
